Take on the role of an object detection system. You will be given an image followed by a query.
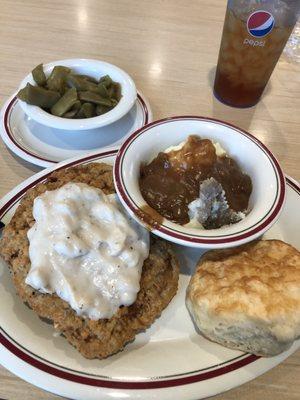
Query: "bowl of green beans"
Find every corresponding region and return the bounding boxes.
[17,59,137,130]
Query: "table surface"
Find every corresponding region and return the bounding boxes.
[0,0,299,399]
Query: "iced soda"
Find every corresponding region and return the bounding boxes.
[214,0,300,107]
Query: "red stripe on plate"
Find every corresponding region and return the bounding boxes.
[0,150,118,218]
[286,178,300,194]
[0,152,298,390]
[137,94,149,125]
[4,97,53,162]
[0,330,259,389]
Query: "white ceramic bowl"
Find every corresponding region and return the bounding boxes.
[114,116,286,249]
[18,58,137,131]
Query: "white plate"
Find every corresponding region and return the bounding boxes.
[0,92,152,168]
[0,148,299,400]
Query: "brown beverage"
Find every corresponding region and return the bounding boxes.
[214,1,299,107]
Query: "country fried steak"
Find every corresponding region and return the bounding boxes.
[0,163,179,359]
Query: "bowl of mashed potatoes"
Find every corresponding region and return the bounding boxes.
[113,116,286,248]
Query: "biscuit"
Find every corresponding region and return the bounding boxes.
[186,240,300,356]
[0,163,179,359]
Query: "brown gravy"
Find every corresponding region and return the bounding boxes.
[139,135,252,226]
[138,204,164,230]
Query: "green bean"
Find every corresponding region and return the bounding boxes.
[107,86,114,98]
[17,86,28,102]
[96,104,112,115]
[51,87,77,117]
[63,100,81,118]
[97,83,109,98]
[18,64,122,119]
[72,100,81,111]
[99,75,112,88]
[32,64,46,86]
[107,82,122,101]
[67,75,103,94]
[61,84,71,95]
[47,66,71,93]
[78,91,112,106]
[63,109,78,118]
[67,74,89,91]
[76,103,95,118]
[87,82,105,94]
[84,81,103,93]
[112,82,122,101]
[76,106,85,119]
[74,74,98,83]
[82,103,95,118]
[112,82,122,102]
[17,83,61,108]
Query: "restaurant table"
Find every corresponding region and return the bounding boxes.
[0,1,299,399]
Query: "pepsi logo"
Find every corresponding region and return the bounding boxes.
[247,10,275,38]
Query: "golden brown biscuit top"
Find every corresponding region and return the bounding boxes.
[187,240,300,341]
